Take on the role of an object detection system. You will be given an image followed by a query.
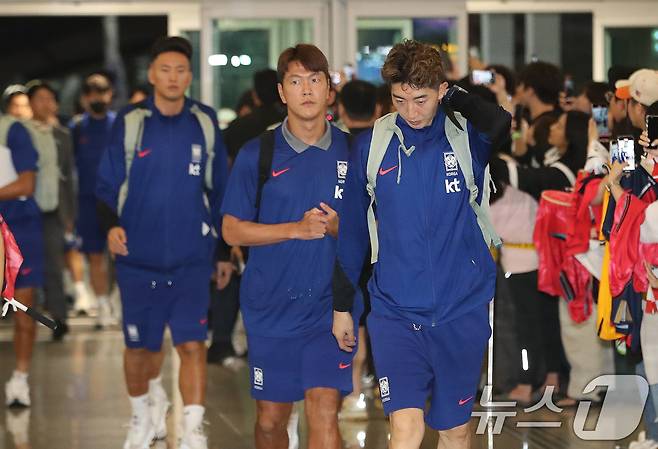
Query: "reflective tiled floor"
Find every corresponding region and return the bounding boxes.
[0,319,645,449]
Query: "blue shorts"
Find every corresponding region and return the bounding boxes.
[247,328,357,403]
[9,216,44,290]
[76,195,105,253]
[368,305,490,430]
[117,263,212,351]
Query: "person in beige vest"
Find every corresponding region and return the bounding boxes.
[25,81,76,340]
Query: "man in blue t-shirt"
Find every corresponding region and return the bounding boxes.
[332,40,511,449]
[69,73,116,324]
[221,44,359,449]
[96,37,230,449]
[0,109,43,409]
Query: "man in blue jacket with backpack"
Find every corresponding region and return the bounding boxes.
[332,40,511,449]
[96,37,230,449]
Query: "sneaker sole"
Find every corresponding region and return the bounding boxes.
[153,403,170,440]
[124,428,156,449]
[7,400,30,409]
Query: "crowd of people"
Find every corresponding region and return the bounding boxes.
[2,31,658,449]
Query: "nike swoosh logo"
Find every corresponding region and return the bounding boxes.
[458,396,474,406]
[272,168,290,177]
[137,149,151,158]
[379,165,398,176]
[20,268,33,276]
[339,362,351,370]
[199,318,208,325]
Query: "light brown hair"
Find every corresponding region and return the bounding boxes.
[381,40,446,89]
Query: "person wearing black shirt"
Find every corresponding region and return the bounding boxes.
[222,69,287,163]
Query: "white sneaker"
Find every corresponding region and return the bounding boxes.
[6,409,30,445]
[630,432,647,449]
[361,374,375,390]
[123,412,156,449]
[149,387,170,440]
[96,297,117,328]
[287,409,299,449]
[178,422,208,449]
[339,393,368,420]
[73,282,94,316]
[5,374,30,408]
[640,440,658,449]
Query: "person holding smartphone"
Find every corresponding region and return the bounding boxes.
[616,70,658,139]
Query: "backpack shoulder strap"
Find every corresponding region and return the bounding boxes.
[366,112,398,263]
[0,115,17,147]
[444,112,475,199]
[118,104,151,215]
[550,161,577,186]
[444,111,502,248]
[256,129,276,220]
[189,103,216,190]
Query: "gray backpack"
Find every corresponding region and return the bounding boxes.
[365,111,501,264]
[118,103,216,215]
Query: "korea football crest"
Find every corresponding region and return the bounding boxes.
[337,161,348,180]
[189,144,202,176]
[335,160,347,200]
[443,152,458,174]
[443,152,461,194]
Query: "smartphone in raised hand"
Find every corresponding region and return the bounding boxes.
[646,115,658,149]
[616,135,635,171]
[471,70,494,86]
[592,105,610,141]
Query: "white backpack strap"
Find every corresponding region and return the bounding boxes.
[445,112,501,248]
[0,115,17,147]
[498,153,519,188]
[366,112,398,263]
[550,161,576,186]
[189,104,216,190]
[118,107,152,215]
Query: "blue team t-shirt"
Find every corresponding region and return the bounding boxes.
[221,123,351,337]
[0,121,40,222]
[71,112,116,197]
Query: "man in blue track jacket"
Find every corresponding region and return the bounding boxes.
[96,37,230,449]
[332,40,511,449]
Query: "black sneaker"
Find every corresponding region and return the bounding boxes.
[206,343,236,364]
[52,321,69,341]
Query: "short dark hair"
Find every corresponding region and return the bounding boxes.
[487,64,516,97]
[82,72,112,95]
[130,84,151,98]
[235,90,256,113]
[581,81,609,106]
[150,36,192,62]
[277,44,330,84]
[26,80,57,100]
[376,84,392,116]
[518,61,563,105]
[253,69,279,106]
[381,39,446,89]
[339,80,377,121]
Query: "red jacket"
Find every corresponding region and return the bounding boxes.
[1,213,23,301]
